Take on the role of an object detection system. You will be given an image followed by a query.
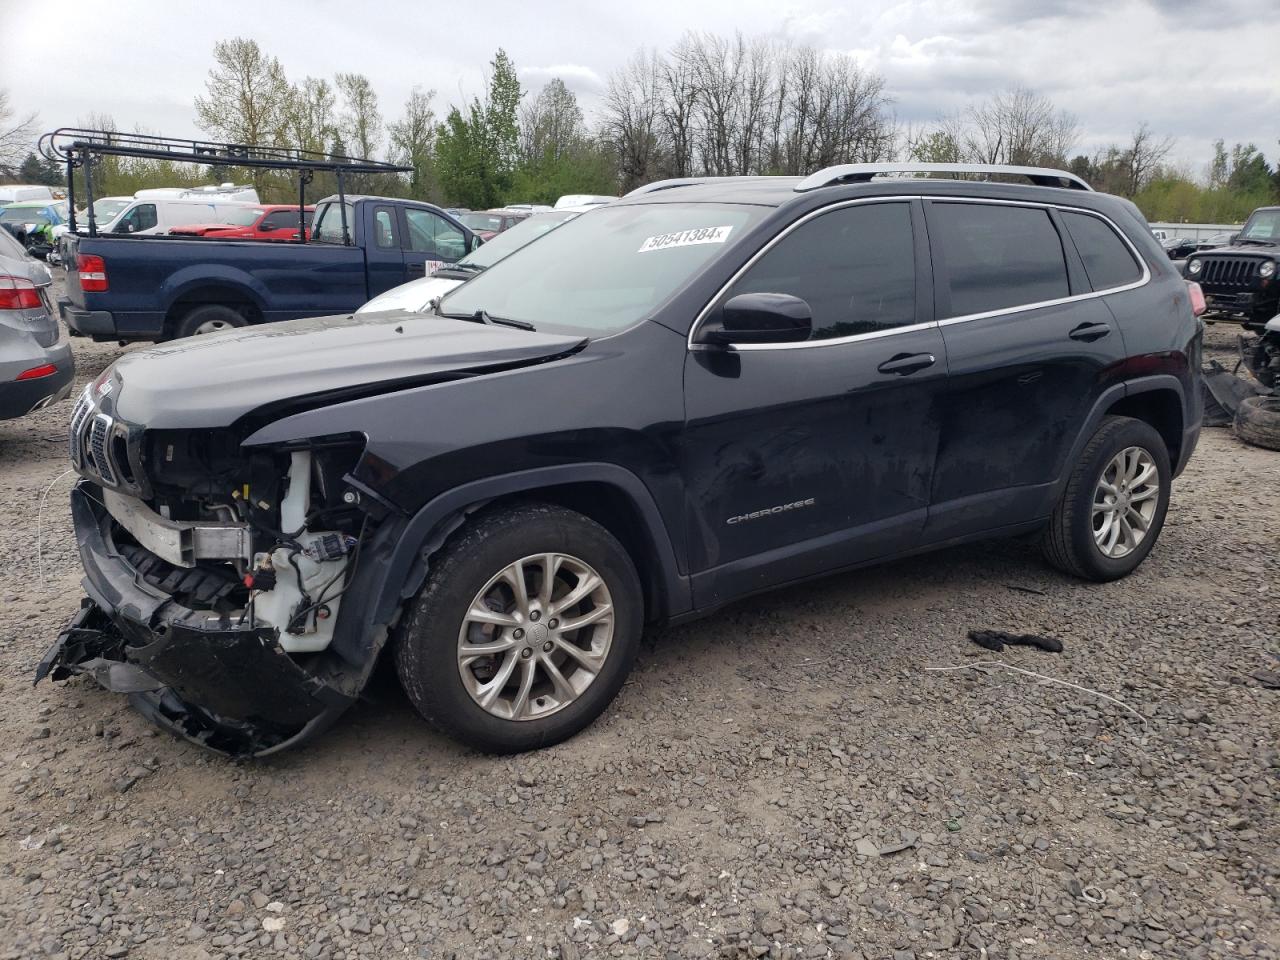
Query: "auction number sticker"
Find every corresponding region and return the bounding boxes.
[638,225,733,253]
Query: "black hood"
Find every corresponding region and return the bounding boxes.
[110,310,585,429]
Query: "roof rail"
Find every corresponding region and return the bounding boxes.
[795,163,1092,192]
[625,176,784,197]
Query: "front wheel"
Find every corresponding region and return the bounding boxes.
[1041,416,1171,581]
[394,503,643,753]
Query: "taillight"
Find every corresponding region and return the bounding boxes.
[0,275,41,311]
[78,253,108,292]
[16,363,58,381]
[1186,281,1206,317]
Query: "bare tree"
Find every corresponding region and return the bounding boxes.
[335,72,383,160]
[0,89,38,176]
[195,38,290,147]
[961,86,1077,167]
[1123,122,1174,195]
[598,32,894,186]
[599,51,664,191]
[285,77,337,155]
[390,87,437,199]
[520,79,584,164]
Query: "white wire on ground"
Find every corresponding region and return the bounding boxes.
[37,468,74,586]
[925,660,1147,725]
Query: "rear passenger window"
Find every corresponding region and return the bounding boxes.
[1061,211,1142,291]
[930,203,1069,318]
[373,207,398,249]
[729,201,916,340]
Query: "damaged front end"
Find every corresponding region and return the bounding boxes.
[36,385,395,757]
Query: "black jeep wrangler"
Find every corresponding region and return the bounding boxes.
[38,163,1204,757]
[1184,206,1280,330]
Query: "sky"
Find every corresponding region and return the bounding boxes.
[2,0,1277,176]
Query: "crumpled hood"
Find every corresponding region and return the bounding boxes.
[110,310,585,429]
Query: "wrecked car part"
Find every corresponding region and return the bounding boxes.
[102,487,251,567]
[35,485,377,756]
[1201,360,1266,427]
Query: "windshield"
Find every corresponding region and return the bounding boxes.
[311,201,355,244]
[1239,209,1280,242]
[460,212,506,233]
[91,198,131,222]
[0,206,51,225]
[220,207,264,226]
[440,202,767,336]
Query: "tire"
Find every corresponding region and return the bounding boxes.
[1041,416,1171,582]
[172,304,246,339]
[1233,396,1280,451]
[394,503,643,753]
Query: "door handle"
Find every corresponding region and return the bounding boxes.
[1069,321,1111,342]
[877,352,936,376]
[406,262,425,277]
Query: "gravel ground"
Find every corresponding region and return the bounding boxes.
[0,288,1276,960]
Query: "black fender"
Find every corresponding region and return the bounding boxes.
[362,462,693,630]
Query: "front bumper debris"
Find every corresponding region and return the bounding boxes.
[34,483,355,757]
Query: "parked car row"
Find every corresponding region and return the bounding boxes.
[0,225,73,421]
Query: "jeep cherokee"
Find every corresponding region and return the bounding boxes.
[37,163,1204,757]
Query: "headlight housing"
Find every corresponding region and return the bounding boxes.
[1187,259,1202,276]
[1260,261,1276,279]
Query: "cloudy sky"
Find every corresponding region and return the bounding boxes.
[2,0,1276,175]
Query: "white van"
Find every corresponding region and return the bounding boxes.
[134,183,260,204]
[105,198,256,236]
[0,185,56,206]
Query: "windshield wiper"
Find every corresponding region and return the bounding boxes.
[1236,237,1275,246]
[438,308,536,331]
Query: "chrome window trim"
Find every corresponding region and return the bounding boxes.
[687,195,1151,352]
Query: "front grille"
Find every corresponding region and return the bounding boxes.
[1199,257,1260,286]
[88,415,116,485]
[68,389,143,494]
[68,389,92,466]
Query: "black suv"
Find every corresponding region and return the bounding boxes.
[38,164,1203,757]
[1184,206,1280,330]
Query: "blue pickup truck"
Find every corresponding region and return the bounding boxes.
[60,195,479,341]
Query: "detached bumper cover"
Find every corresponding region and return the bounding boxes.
[35,484,355,757]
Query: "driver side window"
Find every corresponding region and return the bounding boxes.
[116,203,157,233]
[405,208,465,261]
[728,202,916,340]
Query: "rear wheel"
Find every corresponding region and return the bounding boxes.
[1041,416,1171,581]
[172,304,246,339]
[394,503,643,753]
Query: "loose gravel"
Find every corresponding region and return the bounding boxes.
[0,293,1276,960]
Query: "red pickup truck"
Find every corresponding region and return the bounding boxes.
[169,204,314,241]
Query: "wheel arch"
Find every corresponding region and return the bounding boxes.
[1103,382,1185,467]
[369,464,692,630]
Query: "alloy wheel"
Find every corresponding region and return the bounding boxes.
[457,553,614,721]
[1092,446,1160,559]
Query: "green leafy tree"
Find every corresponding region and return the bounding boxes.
[18,152,61,186]
[435,49,524,207]
[1227,144,1272,195]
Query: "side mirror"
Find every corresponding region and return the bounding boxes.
[1230,233,1240,243]
[468,233,483,252]
[694,292,812,346]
